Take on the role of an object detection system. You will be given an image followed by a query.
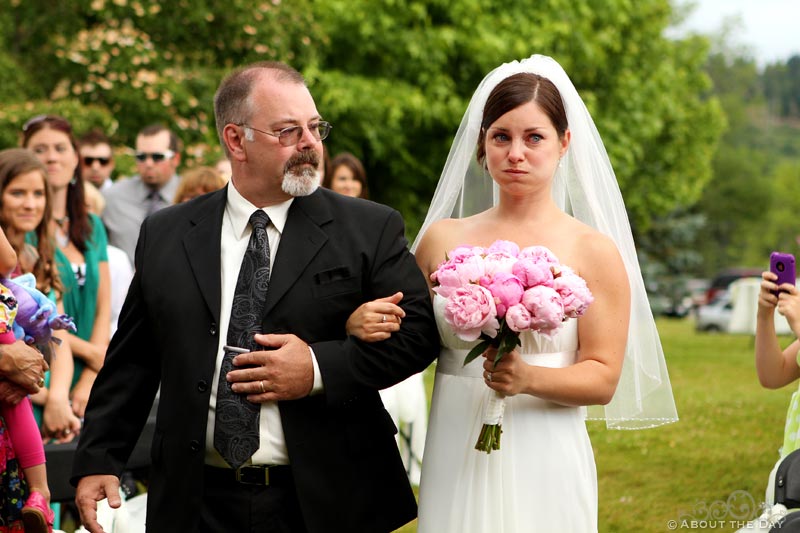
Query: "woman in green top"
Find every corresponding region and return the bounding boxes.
[22,115,111,419]
[0,147,81,442]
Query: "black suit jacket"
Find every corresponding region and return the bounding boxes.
[71,186,440,532]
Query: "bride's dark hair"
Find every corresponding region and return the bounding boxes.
[476,73,568,166]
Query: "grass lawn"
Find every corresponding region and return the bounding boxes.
[394,318,797,533]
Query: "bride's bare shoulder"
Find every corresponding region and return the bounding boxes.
[414,218,470,269]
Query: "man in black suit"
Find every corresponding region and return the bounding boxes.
[72,61,439,532]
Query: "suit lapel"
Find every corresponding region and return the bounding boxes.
[262,191,332,317]
[182,188,226,322]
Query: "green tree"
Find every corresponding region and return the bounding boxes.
[0,0,723,240]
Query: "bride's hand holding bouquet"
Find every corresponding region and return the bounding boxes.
[431,239,594,452]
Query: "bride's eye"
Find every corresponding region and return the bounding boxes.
[491,132,510,143]
[526,133,543,144]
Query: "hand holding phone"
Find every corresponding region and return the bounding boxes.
[770,251,796,295]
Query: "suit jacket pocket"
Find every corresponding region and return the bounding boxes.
[312,267,360,299]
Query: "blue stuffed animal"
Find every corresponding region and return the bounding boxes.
[0,273,77,363]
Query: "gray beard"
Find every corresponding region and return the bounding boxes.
[282,166,321,197]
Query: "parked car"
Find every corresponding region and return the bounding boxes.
[695,292,733,332]
[704,267,762,305]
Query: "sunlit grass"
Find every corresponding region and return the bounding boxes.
[394,318,797,533]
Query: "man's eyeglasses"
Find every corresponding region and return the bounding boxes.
[239,121,332,147]
[82,156,111,166]
[134,150,175,163]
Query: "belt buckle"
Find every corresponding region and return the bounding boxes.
[235,465,269,485]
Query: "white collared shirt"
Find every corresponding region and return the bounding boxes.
[204,183,322,467]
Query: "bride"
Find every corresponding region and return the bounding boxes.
[346,54,678,532]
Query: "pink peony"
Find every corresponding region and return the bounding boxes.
[554,270,594,318]
[521,285,564,336]
[483,251,518,276]
[518,245,560,266]
[512,258,554,288]
[433,248,486,298]
[487,240,520,256]
[443,284,500,342]
[479,272,524,318]
[505,303,532,332]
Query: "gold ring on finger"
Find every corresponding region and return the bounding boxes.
[381,314,387,323]
[260,380,265,393]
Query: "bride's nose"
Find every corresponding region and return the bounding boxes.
[507,139,526,163]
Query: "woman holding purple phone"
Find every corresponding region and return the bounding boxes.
[751,251,800,523]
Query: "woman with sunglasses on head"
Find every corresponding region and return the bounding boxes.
[22,115,111,420]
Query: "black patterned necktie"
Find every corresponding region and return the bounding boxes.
[214,210,271,468]
[145,190,165,217]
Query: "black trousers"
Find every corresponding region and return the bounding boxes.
[199,466,307,533]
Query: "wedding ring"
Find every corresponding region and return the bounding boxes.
[487,372,492,382]
[259,380,265,393]
[63,429,71,435]
[381,314,387,323]
[37,378,45,387]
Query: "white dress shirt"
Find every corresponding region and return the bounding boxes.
[205,184,322,467]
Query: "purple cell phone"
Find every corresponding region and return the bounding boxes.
[770,251,796,294]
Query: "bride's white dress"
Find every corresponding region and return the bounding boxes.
[417,296,597,532]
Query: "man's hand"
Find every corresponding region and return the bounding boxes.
[75,475,122,533]
[0,341,47,394]
[227,334,314,401]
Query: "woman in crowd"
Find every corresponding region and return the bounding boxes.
[0,148,79,531]
[323,151,369,199]
[0,147,80,441]
[173,165,226,204]
[22,115,111,419]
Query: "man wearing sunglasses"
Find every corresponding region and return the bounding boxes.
[73,61,439,533]
[79,129,116,192]
[101,123,183,263]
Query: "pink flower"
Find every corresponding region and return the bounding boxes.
[512,258,554,288]
[479,272,524,318]
[554,270,594,318]
[483,251,518,276]
[443,284,500,342]
[487,240,520,256]
[433,249,486,298]
[521,285,564,336]
[505,303,532,332]
[519,245,559,266]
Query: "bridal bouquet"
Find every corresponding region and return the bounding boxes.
[431,240,594,453]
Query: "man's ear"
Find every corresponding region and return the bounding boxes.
[224,124,247,162]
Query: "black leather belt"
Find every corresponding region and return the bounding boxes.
[204,464,293,487]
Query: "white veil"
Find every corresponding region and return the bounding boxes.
[412,54,678,429]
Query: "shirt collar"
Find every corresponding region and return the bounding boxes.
[226,182,293,238]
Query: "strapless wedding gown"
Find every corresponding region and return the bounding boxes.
[417,296,597,532]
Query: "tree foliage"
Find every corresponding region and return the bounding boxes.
[690,50,800,276]
[0,0,722,238]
